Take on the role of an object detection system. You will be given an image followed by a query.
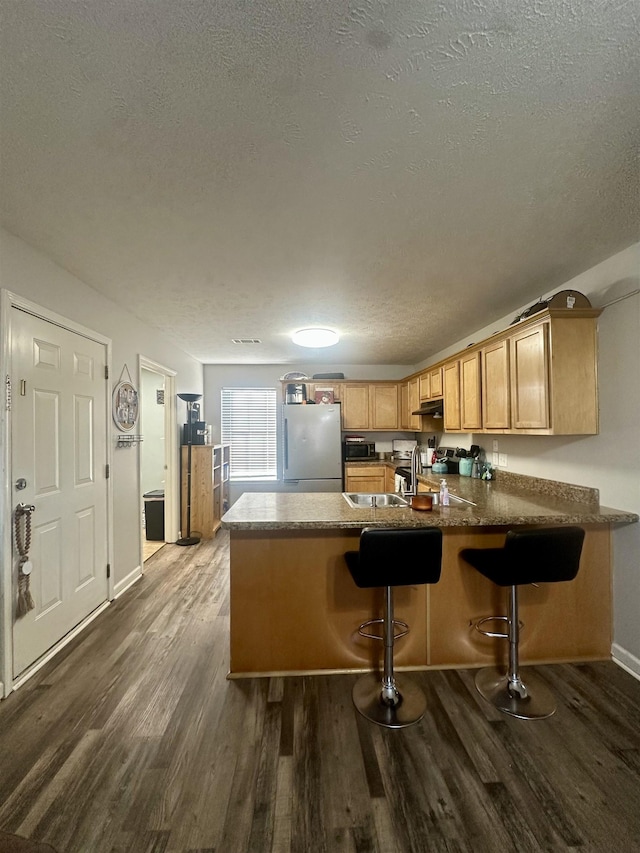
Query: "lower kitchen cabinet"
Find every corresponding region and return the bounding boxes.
[344,464,386,493]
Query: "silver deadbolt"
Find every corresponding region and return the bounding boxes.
[15,478,27,490]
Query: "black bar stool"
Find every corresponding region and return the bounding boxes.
[345,527,442,729]
[460,526,585,720]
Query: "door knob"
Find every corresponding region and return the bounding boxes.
[15,478,27,490]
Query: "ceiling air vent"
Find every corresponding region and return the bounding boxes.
[231,338,262,344]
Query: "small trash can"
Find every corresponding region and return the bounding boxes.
[143,489,165,541]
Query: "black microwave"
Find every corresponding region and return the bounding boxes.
[343,441,377,461]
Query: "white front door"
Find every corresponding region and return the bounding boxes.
[11,307,109,677]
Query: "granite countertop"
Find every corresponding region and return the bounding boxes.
[221,472,639,531]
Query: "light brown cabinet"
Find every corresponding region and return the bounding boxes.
[407,376,421,430]
[419,372,430,400]
[341,384,370,430]
[344,464,386,493]
[429,367,443,399]
[443,351,481,433]
[419,366,443,401]
[370,383,400,430]
[342,382,399,431]
[437,308,600,435]
[181,444,230,539]
[443,361,461,431]
[482,338,510,430]
[510,322,549,430]
[385,465,397,492]
[460,350,482,431]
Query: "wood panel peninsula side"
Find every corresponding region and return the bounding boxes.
[221,474,637,678]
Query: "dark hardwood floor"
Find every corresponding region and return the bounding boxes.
[1,533,639,853]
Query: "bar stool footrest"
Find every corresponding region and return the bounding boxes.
[357,617,409,642]
[474,614,524,639]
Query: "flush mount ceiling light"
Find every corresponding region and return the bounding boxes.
[292,328,339,348]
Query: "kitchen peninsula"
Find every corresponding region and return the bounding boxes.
[222,474,637,678]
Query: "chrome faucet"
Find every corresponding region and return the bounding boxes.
[405,445,421,497]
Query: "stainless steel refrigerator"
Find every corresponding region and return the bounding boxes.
[282,403,343,492]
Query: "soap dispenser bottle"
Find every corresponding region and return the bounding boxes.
[439,478,450,506]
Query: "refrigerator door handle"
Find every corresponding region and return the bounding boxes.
[283,418,289,473]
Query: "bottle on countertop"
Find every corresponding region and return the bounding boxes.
[439,478,450,506]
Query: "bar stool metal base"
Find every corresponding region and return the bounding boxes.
[475,667,556,720]
[352,672,427,729]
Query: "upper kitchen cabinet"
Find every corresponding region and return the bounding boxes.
[401,377,421,431]
[419,371,430,400]
[341,383,370,430]
[342,382,400,431]
[429,366,443,399]
[370,383,400,430]
[460,350,482,431]
[509,322,549,430]
[419,366,443,401]
[481,338,511,430]
[443,361,461,431]
[509,310,601,434]
[465,307,601,435]
[443,352,482,433]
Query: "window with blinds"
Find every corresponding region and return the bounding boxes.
[221,387,278,481]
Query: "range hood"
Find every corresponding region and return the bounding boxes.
[412,399,443,417]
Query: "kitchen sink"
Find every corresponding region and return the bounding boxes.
[343,492,409,508]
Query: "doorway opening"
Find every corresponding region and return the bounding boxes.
[138,358,178,567]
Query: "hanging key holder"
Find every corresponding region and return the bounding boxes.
[15,502,36,617]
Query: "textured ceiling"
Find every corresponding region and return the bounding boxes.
[1,0,638,365]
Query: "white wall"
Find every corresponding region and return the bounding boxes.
[416,244,640,672]
[140,368,166,496]
[0,228,203,591]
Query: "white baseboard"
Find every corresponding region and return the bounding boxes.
[612,643,640,682]
[113,565,142,599]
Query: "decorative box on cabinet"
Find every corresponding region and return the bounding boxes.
[181,444,230,539]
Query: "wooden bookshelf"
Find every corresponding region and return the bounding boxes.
[181,444,230,539]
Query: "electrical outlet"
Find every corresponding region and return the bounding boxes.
[498,453,508,467]
[492,439,499,452]
[492,452,499,466]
